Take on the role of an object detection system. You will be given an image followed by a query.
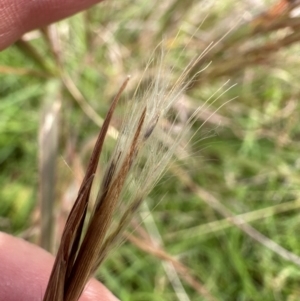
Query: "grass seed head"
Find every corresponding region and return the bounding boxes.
[43,39,218,301]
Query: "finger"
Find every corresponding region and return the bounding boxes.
[0,0,104,50]
[0,232,119,301]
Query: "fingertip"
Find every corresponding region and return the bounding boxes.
[0,0,104,50]
[81,278,120,301]
[0,232,118,301]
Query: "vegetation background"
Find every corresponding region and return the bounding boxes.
[1,0,300,300]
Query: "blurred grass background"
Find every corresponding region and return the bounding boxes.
[1,0,300,300]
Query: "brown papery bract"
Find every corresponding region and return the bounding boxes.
[43,34,222,301]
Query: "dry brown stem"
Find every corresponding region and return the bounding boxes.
[125,229,219,301]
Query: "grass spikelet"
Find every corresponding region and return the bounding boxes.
[43,42,208,300]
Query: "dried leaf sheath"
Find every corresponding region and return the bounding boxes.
[43,77,130,301]
[65,107,147,301]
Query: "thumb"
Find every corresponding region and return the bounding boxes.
[0,232,119,301]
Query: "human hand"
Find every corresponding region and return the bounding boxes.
[0,0,103,50]
[0,232,119,301]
